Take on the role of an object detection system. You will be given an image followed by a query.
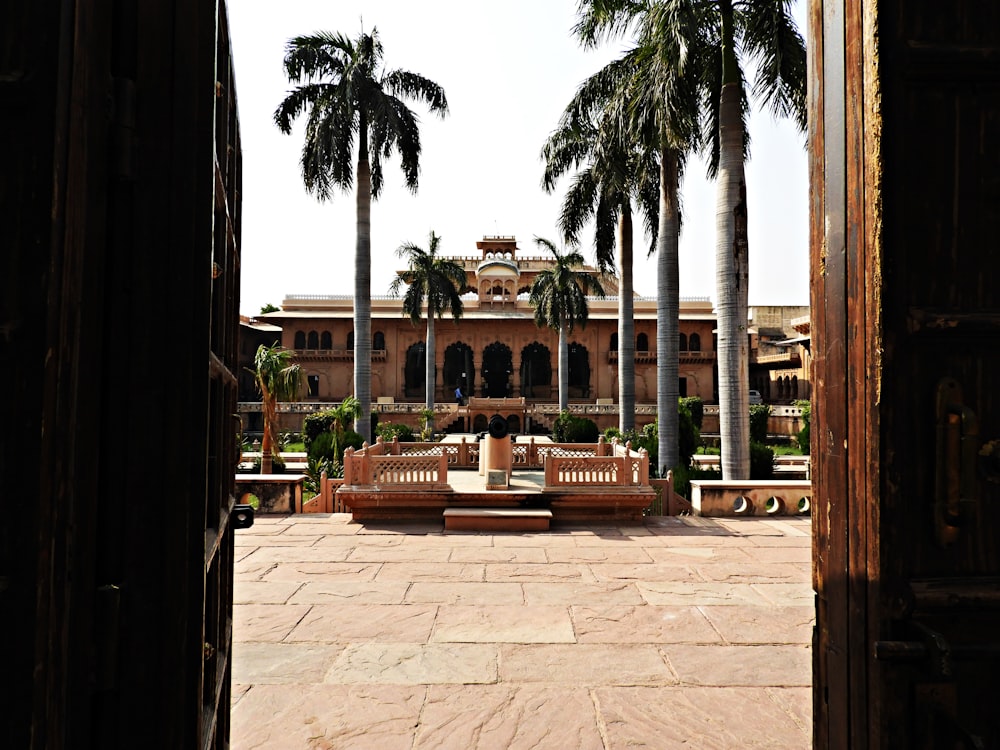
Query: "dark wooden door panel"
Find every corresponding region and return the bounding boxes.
[812,1,1000,747]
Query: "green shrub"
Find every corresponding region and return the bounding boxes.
[552,410,599,443]
[679,396,704,430]
[375,421,415,442]
[749,404,771,444]
[749,441,775,479]
[308,432,336,460]
[671,463,721,499]
[794,399,811,453]
[308,429,364,463]
[302,410,337,450]
[304,455,340,495]
[677,401,701,466]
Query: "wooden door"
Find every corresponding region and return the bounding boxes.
[811,1,1000,747]
[2,1,243,746]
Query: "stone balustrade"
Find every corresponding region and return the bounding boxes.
[689,479,812,517]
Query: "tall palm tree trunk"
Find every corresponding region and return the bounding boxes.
[715,0,750,479]
[618,206,635,432]
[558,323,569,411]
[657,148,681,476]
[355,123,373,444]
[424,310,436,415]
[260,386,275,474]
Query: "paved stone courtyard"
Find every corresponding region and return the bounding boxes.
[231,513,813,749]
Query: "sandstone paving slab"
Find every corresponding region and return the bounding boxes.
[230,683,426,749]
[651,532,748,547]
[521,581,644,607]
[239,544,351,564]
[499,644,675,686]
[761,518,811,536]
[325,643,498,685]
[698,604,815,644]
[234,559,276,581]
[232,641,344,684]
[492,533,580,547]
[234,580,303,605]
[234,546,258,563]
[571,605,721,644]
[447,546,548,564]
[311,532,404,547]
[414,685,605,750]
[262,561,382,582]
[289,580,411,605]
[356,522,442,535]
[344,544,453,563]
[400,532,496,547]
[485,562,598,583]
[713,519,794,536]
[691,561,811,584]
[766,686,813,733]
[637,581,771,606]
[280,522,346,536]
[406,581,525,606]
[594,685,811,749]
[734,544,813,563]
[752,582,815,605]
[743,534,814,547]
[230,682,251,707]
[644,545,755,564]
[587,562,701,584]
[663,644,812,687]
[236,521,293,536]
[543,545,655,564]
[236,534,323,547]
[375,562,486,582]
[287,603,438,643]
[431,605,576,643]
[233,603,312,642]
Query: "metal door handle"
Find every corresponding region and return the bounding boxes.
[935,378,979,546]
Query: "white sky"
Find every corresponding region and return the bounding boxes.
[227,0,809,317]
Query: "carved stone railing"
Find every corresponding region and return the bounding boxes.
[342,437,449,489]
[543,440,649,488]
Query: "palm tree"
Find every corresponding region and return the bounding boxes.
[389,231,466,423]
[274,29,449,444]
[541,52,660,435]
[328,395,361,461]
[575,0,806,478]
[252,343,303,474]
[529,237,606,411]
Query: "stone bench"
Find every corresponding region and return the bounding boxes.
[235,474,306,513]
[689,479,811,517]
[443,507,552,532]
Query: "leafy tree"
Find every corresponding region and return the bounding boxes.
[541,53,660,434]
[528,237,605,411]
[259,303,280,314]
[274,29,449,443]
[389,231,465,422]
[252,344,303,474]
[574,0,806,479]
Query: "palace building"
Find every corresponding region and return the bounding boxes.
[245,235,810,433]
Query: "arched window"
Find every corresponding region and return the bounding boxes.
[373,331,385,351]
[791,375,799,399]
[636,332,649,351]
[293,331,306,349]
[689,333,701,351]
[346,331,354,349]
[610,332,618,351]
[679,333,688,352]
[320,331,332,350]
[307,330,319,349]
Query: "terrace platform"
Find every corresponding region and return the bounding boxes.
[230,513,813,748]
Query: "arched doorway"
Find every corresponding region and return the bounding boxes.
[481,341,512,397]
[404,342,425,397]
[568,342,591,398]
[519,341,551,398]
[444,341,475,395]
